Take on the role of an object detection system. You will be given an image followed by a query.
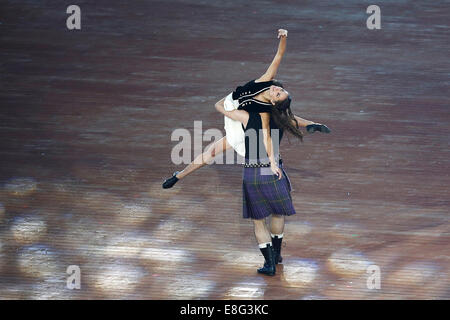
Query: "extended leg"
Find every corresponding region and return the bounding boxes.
[162,136,231,188]
[177,136,231,179]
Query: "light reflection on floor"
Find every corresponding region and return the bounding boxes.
[4,177,38,197]
[326,249,373,278]
[10,216,47,244]
[91,263,147,299]
[0,175,449,299]
[17,245,63,280]
[163,275,216,299]
[225,278,267,299]
[282,259,319,288]
[1,0,449,299]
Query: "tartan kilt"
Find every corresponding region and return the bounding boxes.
[242,162,296,219]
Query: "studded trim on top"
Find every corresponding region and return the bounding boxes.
[239,98,272,109]
[237,86,271,101]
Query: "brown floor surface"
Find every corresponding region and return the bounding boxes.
[0,1,449,299]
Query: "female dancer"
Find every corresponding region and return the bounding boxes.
[162,29,330,189]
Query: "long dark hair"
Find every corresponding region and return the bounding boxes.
[270,81,303,141]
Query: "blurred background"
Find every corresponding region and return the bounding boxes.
[0,0,448,299]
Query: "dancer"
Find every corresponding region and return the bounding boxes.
[162,29,330,189]
[213,89,302,275]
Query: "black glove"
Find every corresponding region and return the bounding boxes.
[306,123,331,134]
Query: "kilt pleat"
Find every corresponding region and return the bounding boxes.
[242,163,296,219]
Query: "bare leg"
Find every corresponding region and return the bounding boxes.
[176,136,232,180]
[253,218,272,245]
[270,215,285,235]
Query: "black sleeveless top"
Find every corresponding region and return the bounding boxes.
[244,113,284,162]
[233,79,274,113]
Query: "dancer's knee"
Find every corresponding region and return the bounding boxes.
[202,147,215,164]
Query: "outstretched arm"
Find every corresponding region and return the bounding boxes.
[256,29,288,82]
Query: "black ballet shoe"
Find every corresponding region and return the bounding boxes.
[162,171,180,189]
[257,245,276,276]
[306,123,331,134]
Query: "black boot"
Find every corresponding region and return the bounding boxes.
[271,235,283,264]
[306,123,331,134]
[162,171,179,189]
[257,244,276,276]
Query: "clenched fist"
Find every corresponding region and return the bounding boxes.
[278,29,288,38]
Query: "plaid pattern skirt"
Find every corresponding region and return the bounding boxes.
[242,162,296,219]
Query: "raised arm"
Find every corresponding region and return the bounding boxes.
[256,29,288,83]
[260,113,283,180]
